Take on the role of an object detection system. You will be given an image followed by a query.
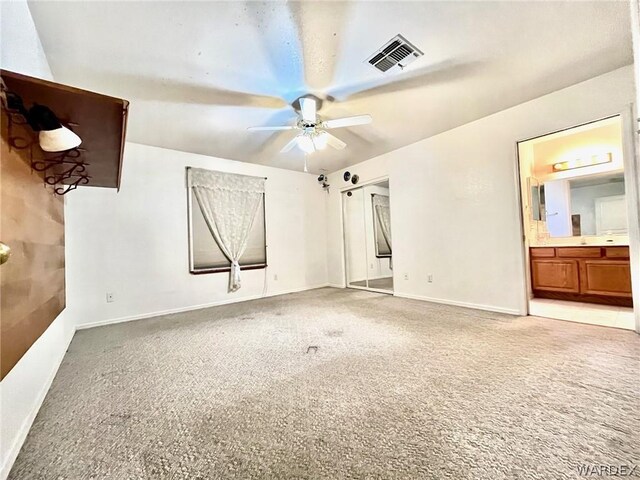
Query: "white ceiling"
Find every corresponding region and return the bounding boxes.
[28,1,632,174]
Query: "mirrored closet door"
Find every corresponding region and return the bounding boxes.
[342,180,393,294]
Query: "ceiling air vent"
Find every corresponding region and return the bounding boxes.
[367,34,423,73]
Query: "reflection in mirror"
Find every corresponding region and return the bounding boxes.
[372,194,391,257]
[529,177,545,222]
[543,172,626,238]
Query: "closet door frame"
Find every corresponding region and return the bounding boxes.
[340,176,393,295]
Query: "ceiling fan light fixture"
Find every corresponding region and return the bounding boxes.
[248,96,370,158]
[313,131,329,150]
[297,134,315,154]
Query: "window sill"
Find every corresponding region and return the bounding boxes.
[190,263,267,275]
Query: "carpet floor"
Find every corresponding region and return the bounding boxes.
[9,288,640,479]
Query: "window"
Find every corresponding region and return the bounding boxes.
[187,175,267,274]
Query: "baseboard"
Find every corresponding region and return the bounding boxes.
[328,283,345,288]
[0,326,76,480]
[393,292,522,316]
[76,283,331,331]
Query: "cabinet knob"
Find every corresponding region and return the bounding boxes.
[0,242,11,265]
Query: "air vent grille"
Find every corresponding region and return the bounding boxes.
[367,35,423,73]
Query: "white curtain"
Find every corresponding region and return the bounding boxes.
[373,194,392,251]
[189,168,265,292]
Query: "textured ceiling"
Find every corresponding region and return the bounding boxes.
[28,1,632,174]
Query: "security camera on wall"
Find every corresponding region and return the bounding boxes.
[317,174,330,192]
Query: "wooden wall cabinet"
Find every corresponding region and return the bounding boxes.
[530,246,632,307]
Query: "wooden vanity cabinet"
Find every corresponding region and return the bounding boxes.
[580,261,632,297]
[531,259,579,293]
[530,246,632,307]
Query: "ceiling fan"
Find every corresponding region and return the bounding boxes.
[247,97,372,154]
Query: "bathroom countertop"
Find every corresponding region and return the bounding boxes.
[529,242,629,248]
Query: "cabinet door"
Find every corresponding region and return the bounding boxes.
[580,260,632,297]
[531,259,580,293]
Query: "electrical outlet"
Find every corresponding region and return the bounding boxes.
[403,273,408,281]
[106,292,115,303]
[273,274,278,281]
[428,274,433,283]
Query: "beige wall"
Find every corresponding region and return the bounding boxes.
[532,118,623,180]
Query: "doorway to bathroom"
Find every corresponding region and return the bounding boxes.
[517,114,636,330]
[342,180,393,294]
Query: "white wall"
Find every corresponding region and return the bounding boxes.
[65,142,328,328]
[0,0,52,77]
[0,2,74,479]
[326,65,635,315]
[627,0,640,332]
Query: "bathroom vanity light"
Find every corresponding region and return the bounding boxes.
[552,152,612,172]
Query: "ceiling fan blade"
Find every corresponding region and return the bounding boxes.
[325,132,346,150]
[76,72,287,108]
[300,97,317,123]
[280,136,300,153]
[322,115,372,129]
[329,61,482,101]
[247,125,295,131]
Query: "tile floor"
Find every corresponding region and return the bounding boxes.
[529,298,635,330]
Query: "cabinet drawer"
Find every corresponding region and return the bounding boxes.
[557,247,602,258]
[581,260,632,297]
[530,247,555,258]
[531,259,580,293]
[604,246,630,258]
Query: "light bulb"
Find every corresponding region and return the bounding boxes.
[313,131,328,150]
[297,135,315,154]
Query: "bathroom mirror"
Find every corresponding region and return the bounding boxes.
[529,177,545,222]
[542,172,627,238]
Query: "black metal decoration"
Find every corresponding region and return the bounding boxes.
[343,171,351,182]
[351,174,359,185]
[33,148,91,195]
[2,90,89,195]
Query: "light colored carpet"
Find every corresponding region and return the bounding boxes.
[9,288,640,479]
[350,277,393,291]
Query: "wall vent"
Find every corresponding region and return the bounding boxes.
[367,34,423,73]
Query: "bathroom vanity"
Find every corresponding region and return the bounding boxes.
[530,245,632,307]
